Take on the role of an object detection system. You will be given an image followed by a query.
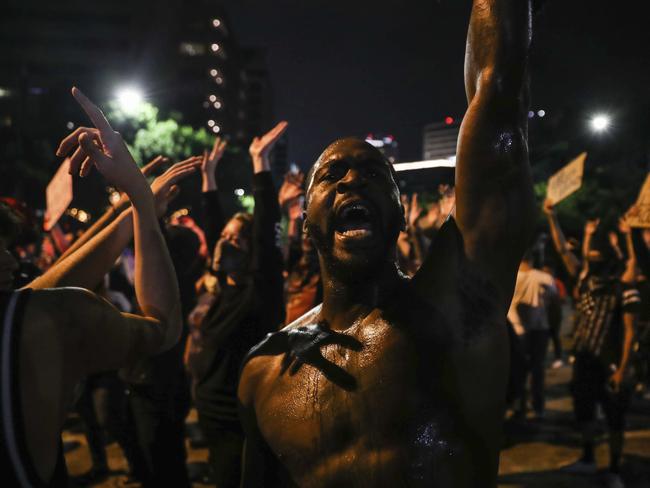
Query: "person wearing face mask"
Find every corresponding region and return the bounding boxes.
[544,200,639,488]
[192,127,286,488]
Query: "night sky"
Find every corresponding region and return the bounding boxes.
[222,0,650,166]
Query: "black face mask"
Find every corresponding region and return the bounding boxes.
[213,240,248,274]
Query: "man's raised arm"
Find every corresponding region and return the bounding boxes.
[455,0,535,301]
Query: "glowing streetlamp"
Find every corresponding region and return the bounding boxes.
[590,114,611,133]
[115,87,144,114]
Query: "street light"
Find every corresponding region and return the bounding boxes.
[116,87,144,114]
[590,114,611,133]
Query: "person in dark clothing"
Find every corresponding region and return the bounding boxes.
[123,225,203,487]
[193,125,287,487]
[545,200,639,487]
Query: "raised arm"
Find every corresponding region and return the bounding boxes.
[249,122,288,282]
[200,137,228,253]
[54,87,182,351]
[455,0,535,300]
[542,199,581,278]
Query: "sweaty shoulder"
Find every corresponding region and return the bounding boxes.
[239,305,322,404]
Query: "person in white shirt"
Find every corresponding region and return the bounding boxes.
[508,250,557,418]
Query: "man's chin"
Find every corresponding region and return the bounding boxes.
[328,242,387,278]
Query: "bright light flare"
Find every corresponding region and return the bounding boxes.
[116,87,144,114]
[590,114,611,133]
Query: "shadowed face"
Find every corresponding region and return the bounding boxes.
[212,217,250,274]
[304,138,404,275]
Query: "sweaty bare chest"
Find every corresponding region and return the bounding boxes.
[254,317,456,471]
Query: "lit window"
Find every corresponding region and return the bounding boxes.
[179,42,206,56]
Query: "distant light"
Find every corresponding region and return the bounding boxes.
[590,114,611,132]
[210,43,220,52]
[215,77,224,85]
[115,87,144,114]
[210,69,218,77]
[66,121,74,130]
[0,87,10,98]
[445,116,454,125]
[213,102,222,109]
[77,210,90,223]
[365,138,385,148]
[209,94,217,102]
[234,188,245,197]
[202,102,210,108]
[208,120,215,127]
[212,125,221,133]
[528,111,535,119]
[537,109,546,118]
[109,190,121,205]
[212,19,221,28]
[393,159,456,172]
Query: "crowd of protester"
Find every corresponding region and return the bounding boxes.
[1,4,649,486]
[2,107,649,486]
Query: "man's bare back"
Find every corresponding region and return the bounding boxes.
[239,1,534,485]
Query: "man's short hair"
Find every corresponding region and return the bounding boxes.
[304,139,400,206]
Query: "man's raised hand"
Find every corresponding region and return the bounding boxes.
[249,121,289,173]
[56,87,149,204]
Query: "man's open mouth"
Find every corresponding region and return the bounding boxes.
[334,201,376,242]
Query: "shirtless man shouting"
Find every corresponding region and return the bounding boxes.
[238,1,535,486]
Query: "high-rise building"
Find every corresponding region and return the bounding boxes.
[0,0,278,204]
[422,120,460,161]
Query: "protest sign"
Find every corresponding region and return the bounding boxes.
[546,152,587,205]
[627,173,650,228]
[44,158,73,231]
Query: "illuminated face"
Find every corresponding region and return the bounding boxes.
[0,240,17,291]
[304,138,404,275]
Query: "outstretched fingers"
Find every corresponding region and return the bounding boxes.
[263,121,289,146]
[76,131,110,177]
[141,156,169,177]
[56,127,98,157]
[71,87,114,136]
